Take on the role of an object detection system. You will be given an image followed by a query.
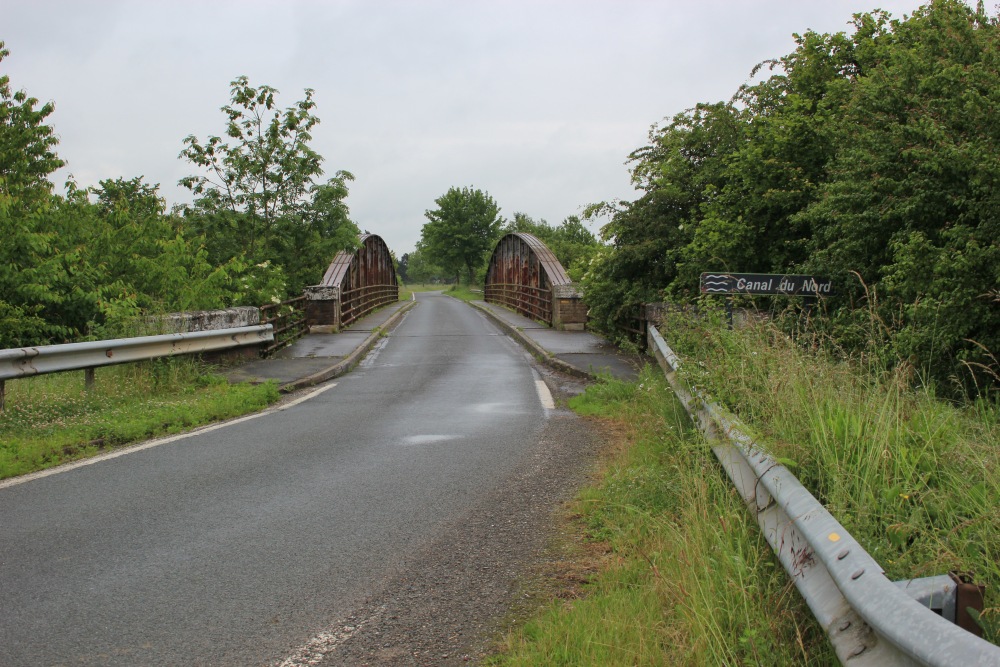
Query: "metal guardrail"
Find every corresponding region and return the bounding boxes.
[647,324,1000,666]
[0,326,273,410]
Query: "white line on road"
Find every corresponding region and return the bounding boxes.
[276,606,384,667]
[535,379,555,410]
[0,382,340,490]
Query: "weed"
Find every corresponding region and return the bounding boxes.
[667,310,1000,636]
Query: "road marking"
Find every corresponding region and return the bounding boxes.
[0,382,339,490]
[276,606,384,667]
[535,379,555,410]
[359,336,390,368]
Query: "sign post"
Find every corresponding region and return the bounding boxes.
[699,273,834,328]
[700,273,834,296]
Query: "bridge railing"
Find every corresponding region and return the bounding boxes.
[259,296,307,355]
[484,283,552,325]
[341,283,399,328]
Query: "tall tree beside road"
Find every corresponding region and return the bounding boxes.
[798,2,1000,390]
[584,0,999,396]
[421,186,503,284]
[0,40,69,346]
[179,76,359,297]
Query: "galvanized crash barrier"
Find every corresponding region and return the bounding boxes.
[0,325,273,411]
[647,324,1000,666]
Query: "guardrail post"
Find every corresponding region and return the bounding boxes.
[85,368,95,391]
[0,379,5,412]
[952,571,987,637]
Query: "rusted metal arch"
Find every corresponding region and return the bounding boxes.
[321,234,399,327]
[484,233,572,325]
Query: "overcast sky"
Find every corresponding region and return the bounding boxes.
[5,0,931,255]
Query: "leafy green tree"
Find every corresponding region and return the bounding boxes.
[0,40,71,346]
[86,177,235,324]
[580,102,741,340]
[402,245,450,284]
[178,76,358,297]
[587,0,998,395]
[397,252,410,283]
[421,186,503,284]
[798,0,1000,392]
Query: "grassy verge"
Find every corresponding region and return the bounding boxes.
[488,368,832,665]
[401,283,483,302]
[0,358,280,480]
[442,284,483,302]
[668,308,1000,641]
[489,307,998,662]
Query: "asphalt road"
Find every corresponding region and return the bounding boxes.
[0,292,556,666]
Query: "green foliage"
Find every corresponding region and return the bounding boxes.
[798,1,1000,394]
[0,361,280,479]
[587,1,999,397]
[491,370,830,664]
[420,186,503,284]
[178,75,359,298]
[666,312,1000,629]
[400,245,452,284]
[0,40,69,346]
[1,42,293,347]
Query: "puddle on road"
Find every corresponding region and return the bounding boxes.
[468,402,521,414]
[400,434,460,446]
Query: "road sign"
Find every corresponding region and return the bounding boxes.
[700,272,834,296]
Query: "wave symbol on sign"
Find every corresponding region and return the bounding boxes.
[702,274,733,293]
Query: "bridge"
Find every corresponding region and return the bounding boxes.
[304,233,400,331]
[484,232,587,330]
[301,231,585,335]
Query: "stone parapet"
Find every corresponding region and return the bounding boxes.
[159,306,260,333]
[552,283,588,331]
[304,284,342,331]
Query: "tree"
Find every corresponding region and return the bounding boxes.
[579,102,742,341]
[585,0,998,395]
[178,76,358,297]
[798,0,1000,392]
[420,186,503,284]
[0,40,71,346]
[403,245,450,284]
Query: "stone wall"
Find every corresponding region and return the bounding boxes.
[159,306,261,333]
[155,306,265,363]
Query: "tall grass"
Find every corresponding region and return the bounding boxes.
[489,369,833,665]
[490,307,998,663]
[0,358,280,480]
[668,306,1000,641]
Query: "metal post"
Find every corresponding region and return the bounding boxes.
[0,379,5,412]
[725,296,734,330]
[85,368,95,391]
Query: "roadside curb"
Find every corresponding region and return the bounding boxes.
[277,300,417,393]
[467,301,593,380]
